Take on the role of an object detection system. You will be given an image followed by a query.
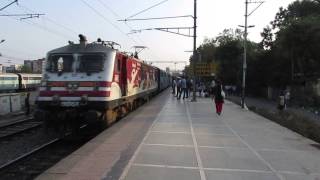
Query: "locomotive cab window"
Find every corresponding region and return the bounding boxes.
[79,54,104,73]
[47,55,74,73]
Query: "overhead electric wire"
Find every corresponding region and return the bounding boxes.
[95,0,166,62]
[0,0,17,11]
[95,0,142,43]
[0,13,44,17]
[20,18,75,40]
[16,3,79,39]
[96,0,121,18]
[0,47,42,58]
[2,0,77,40]
[0,54,27,62]
[248,1,265,16]
[119,15,193,21]
[1,10,74,41]
[80,0,138,44]
[126,0,169,19]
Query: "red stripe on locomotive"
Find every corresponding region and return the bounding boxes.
[39,91,110,97]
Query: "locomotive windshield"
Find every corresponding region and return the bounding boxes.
[47,54,74,72]
[46,53,105,73]
[78,54,104,72]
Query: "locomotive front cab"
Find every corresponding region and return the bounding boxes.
[40,50,115,107]
[36,37,117,128]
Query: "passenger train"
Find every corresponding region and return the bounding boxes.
[0,73,42,92]
[36,35,171,130]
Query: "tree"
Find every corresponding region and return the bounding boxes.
[260,26,273,50]
[259,0,320,86]
[19,65,33,73]
[197,37,216,63]
[213,29,244,85]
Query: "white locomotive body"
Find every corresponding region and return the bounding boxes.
[36,35,169,130]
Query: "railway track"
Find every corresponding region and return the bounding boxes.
[0,118,43,139]
[0,124,99,180]
[0,138,60,170]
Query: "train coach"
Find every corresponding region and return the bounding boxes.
[0,73,42,92]
[36,35,171,130]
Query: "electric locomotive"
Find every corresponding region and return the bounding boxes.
[36,35,169,130]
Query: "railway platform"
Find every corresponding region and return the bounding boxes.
[36,91,320,180]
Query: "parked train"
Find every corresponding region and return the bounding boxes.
[35,35,171,130]
[0,73,42,92]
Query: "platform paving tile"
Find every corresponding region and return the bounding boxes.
[134,145,198,167]
[151,122,191,132]
[36,173,66,180]
[240,134,318,151]
[156,119,189,124]
[205,170,279,180]
[196,134,247,148]
[124,165,200,180]
[193,124,234,135]
[59,172,102,180]
[191,117,225,126]
[44,154,84,174]
[199,147,271,171]
[190,113,216,119]
[145,132,194,145]
[281,173,320,180]
[258,149,320,174]
[227,125,304,138]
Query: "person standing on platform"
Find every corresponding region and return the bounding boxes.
[172,78,176,94]
[278,90,285,110]
[176,78,182,98]
[213,79,224,115]
[25,92,30,115]
[181,77,187,99]
[178,77,186,99]
[186,78,192,98]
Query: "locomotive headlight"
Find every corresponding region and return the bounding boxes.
[72,83,78,88]
[67,83,73,88]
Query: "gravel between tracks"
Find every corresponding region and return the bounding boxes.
[0,127,55,166]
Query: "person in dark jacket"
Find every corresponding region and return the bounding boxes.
[25,92,30,115]
[212,79,224,115]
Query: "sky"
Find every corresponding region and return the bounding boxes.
[0,0,296,70]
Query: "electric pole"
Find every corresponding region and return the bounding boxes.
[191,0,197,102]
[241,0,264,109]
[119,0,198,101]
[241,0,248,109]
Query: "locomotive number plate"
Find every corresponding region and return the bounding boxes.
[61,101,79,107]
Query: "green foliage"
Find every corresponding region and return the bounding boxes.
[195,28,260,86]
[19,65,33,73]
[194,0,320,94]
[260,0,320,86]
[197,37,216,63]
